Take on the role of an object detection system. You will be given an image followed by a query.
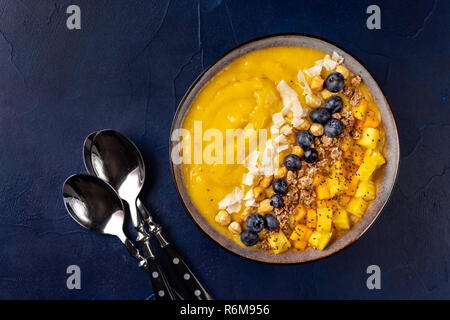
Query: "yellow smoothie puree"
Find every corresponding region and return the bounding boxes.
[180,46,381,247]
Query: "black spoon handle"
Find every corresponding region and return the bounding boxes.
[144,258,177,300]
[161,242,214,300]
[123,238,176,300]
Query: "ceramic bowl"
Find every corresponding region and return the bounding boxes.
[170,34,399,263]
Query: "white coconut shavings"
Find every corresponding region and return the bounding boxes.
[276,80,302,116]
[297,69,312,95]
[272,112,285,128]
[243,189,258,207]
[332,51,344,64]
[242,173,255,186]
[304,64,323,77]
[322,54,338,71]
[280,124,293,136]
[218,187,244,213]
[309,51,344,75]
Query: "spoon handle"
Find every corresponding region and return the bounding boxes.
[160,240,214,300]
[144,257,177,300]
[123,238,176,300]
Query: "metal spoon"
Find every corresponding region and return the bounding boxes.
[89,129,213,300]
[83,131,182,300]
[62,174,174,300]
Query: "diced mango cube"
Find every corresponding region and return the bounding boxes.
[306,208,317,229]
[372,150,386,167]
[328,161,347,196]
[363,109,379,128]
[313,173,327,187]
[345,174,359,196]
[356,154,377,181]
[316,207,333,232]
[308,232,333,250]
[332,208,351,230]
[338,195,351,206]
[355,180,376,201]
[340,137,353,152]
[293,240,308,250]
[357,128,380,149]
[294,204,307,222]
[352,99,368,120]
[290,224,313,241]
[346,197,369,217]
[268,230,291,254]
[316,183,331,199]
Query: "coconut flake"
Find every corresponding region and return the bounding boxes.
[218,187,243,213]
[297,70,312,95]
[331,51,344,64]
[322,54,338,71]
[304,65,323,77]
[276,80,303,116]
[272,112,285,128]
[280,124,293,136]
[242,173,255,186]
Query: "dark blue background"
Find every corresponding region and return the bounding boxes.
[0,0,448,299]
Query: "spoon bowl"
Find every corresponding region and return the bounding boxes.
[62,174,127,240]
[90,130,145,228]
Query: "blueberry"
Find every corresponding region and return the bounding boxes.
[304,148,318,163]
[264,214,279,231]
[324,96,343,114]
[296,130,314,149]
[240,230,259,247]
[270,194,284,208]
[309,108,331,124]
[272,178,289,195]
[324,118,345,138]
[246,213,265,233]
[324,72,345,93]
[283,154,302,171]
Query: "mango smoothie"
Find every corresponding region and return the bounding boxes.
[180,46,385,252]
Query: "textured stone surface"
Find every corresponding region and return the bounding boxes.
[0,0,448,299]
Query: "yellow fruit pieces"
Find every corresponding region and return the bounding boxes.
[346,197,368,217]
[268,230,291,254]
[316,207,333,232]
[332,208,350,230]
[357,127,380,149]
[355,180,376,201]
[308,232,332,250]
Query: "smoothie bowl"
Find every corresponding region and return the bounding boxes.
[170,35,399,263]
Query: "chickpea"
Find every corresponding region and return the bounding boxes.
[305,93,322,108]
[292,145,304,157]
[336,65,350,79]
[241,207,254,222]
[259,175,274,188]
[252,186,266,202]
[321,89,335,100]
[295,119,310,131]
[228,221,242,235]
[265,187,275,198]
[310,123,324,136]
[310,75,324,91]
[215,210,231,226]
[274,166,288,179]
[257,199,273,214]
[285,133,297,144]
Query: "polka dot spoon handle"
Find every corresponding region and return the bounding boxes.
[144,258,176,300]
[162,243,214,300]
